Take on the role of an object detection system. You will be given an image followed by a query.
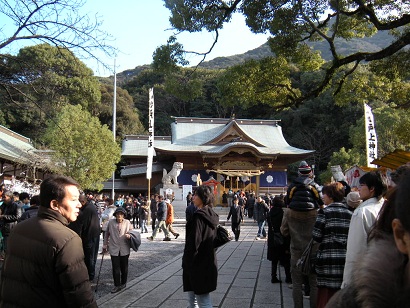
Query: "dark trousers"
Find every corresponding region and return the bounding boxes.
[248,208,254,219]
[271,252,291,281]
[111,254,130,287]
[132,214,139,228]
[151,217,157,231]
[83,235,100,281]
[231,222,241,241]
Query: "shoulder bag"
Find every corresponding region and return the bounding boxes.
[214,225,232,248]
[296,239,316,275]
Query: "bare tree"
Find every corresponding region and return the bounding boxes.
[0,0,117,101]
[0,0,116,64]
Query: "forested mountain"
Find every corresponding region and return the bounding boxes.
[115,28,394,81]
[199,30,394,69]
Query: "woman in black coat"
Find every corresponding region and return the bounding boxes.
[182,185,219,308]
[267,195,291,283]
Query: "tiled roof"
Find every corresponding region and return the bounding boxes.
[120,162,164,177]
[122,136,171,156]
[0,125,39,164]
[121,117,313,157]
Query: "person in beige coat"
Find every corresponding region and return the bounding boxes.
[103,207,133,293]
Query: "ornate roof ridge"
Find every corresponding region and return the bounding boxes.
[172,117,281,126]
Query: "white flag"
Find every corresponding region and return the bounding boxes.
[364,103,378,168]
[147,88,154,179]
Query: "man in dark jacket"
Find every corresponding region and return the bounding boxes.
[254,196,270,239]
[246,193,255,218]
[69,194,101,281]
[227,195,244,241]
[147,195,171,241]
[0,175,97,307]
[18,195,40,222]
[0,190,20,255]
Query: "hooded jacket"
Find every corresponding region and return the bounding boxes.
[0,206,96,307]
[327,234,410,308]
[182,205,219,295]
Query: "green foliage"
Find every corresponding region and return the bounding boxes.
[164,0,233,32]
[372,107,410,156]
[152,36,189,75]
[163,69,205,102]
[320,105,410,182]
[319,147,365,183]
[217,57,301,108]
[97,82,146,139]
[124,67,227,135]
[160,0,409,105]
[1,44,101,142]
[276,95,362,175]
[334,64,409,108]
[43,104,121,190]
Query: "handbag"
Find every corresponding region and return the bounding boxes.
[296,239,316,275]
[273,232,284,246]
[214,225,232,248]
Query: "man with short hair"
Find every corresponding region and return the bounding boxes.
[0,175,97,307]
[19,195,40,222]
[341,171,386,288]
[69,194,101,281]
[147,195,171,241]
[254,196,270,239]
[0,190,20,255]
[19,192,31,211]
[227,196,244,241]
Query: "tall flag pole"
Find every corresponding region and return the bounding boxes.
[112,59,117,199]
[364,103,378,168]
[147,88,155,205]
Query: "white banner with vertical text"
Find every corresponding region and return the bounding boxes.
[147,88,155,179]
[364,103,378,168]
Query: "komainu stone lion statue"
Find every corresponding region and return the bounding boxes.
[162,162,183,185]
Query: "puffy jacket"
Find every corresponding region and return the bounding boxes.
[286,176,322,211]
[0,206,96,307]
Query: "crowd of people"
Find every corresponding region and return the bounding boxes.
[221,161,410,308]
[0,161,409,307]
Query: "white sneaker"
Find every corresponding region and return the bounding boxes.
[288,284,293,289]
[261,236,267,239]
[303,295,310,299]
[255,236,261,240]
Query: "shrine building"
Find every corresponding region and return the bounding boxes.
[105,117,314,202]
